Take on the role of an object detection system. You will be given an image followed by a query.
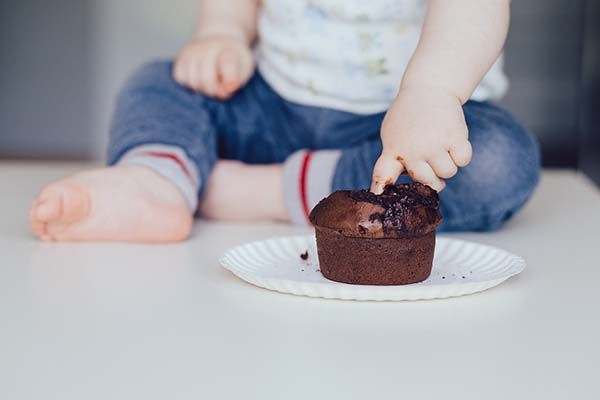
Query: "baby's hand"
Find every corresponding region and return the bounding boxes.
[371,87,472,193]
[173,36,254,99]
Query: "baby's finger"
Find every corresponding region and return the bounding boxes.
[449,140,473,167]
[217,48,241,96]
[187,57,207,92]
[197,54,220,96]
[428,153,458,179]
[173,57,189,85]
[370,154,405,194]
[238,47,255,83]
[405,160,446,192]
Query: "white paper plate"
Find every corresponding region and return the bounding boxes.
[220,234,525,301]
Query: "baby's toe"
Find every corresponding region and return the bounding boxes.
[35,182,90,225]
[34,197,62,222]
[29,203,48,238]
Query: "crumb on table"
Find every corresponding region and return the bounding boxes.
[300,250,309,260]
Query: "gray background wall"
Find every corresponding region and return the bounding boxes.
[1,0,194,160]
[500,0,585,167]
[579,0,600,180]
[1,0,94,159]
[1,0,599,182]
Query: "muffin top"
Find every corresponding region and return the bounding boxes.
[309,183,442,238]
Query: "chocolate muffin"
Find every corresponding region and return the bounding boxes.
[309,183,442,285]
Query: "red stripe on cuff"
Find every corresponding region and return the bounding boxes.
[299,151,313,221]
[140,151,192,180]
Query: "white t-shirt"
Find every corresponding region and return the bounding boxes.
[256,0,508,114]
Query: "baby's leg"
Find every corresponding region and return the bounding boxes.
[198,160,288,221]
[437,101,541,230]
[30,61,219,242]
[327,101,540,231]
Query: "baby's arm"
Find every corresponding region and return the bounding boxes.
[173,0,259,99]
[371,0,510,193]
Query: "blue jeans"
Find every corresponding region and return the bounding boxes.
[108,61,540,231]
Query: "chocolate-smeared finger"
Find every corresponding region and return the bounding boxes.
[370,154,405,194]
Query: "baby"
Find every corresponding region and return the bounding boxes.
[29,0,540,242]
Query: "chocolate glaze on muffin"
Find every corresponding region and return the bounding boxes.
[310,183,441,238]
[309,182,442,285]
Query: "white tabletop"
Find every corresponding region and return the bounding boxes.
[1,162,599,399]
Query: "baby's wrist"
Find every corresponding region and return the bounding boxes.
[398,82,464,104]
[194,26,252,46]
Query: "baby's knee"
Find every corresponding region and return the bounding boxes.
[115,60,218,116]
[123,60,173,89]
[456,121,540,230]
[118,60,194,101]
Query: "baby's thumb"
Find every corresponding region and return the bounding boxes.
[370,154,405,194]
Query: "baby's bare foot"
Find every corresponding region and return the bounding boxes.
[200,160,289,222]
[29,166,192,242]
